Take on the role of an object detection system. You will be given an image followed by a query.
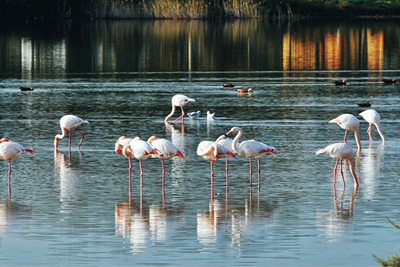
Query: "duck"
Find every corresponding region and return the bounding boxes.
[334,80,346,86]
[188,110,201,119]
[223,83,235,87]
[237,88,252,94]
[383,78,396,84]
[20,87,34,91]
[358,102,371,107]
[207,111,215,120]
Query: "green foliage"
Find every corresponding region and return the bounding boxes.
[373,219,400,267]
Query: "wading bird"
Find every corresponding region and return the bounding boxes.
[54,115,89,150]
[315,142,359,188]
[329,114,361,152]
[0,138,34,196]
[226,127,279,189]
[359,109,385,144]
[115,136,134,198]
[164,94,195,123]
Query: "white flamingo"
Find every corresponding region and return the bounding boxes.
[359,109,385,144]
[215,135,236,190]
[329,114,361,151]
[54,115,89,150]
[164,94,195,123]
[0,138,34,195]
[316,142,359,188]
[115,136,134,198]
[226,127,279,189]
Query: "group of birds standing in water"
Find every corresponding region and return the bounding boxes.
[0,93,386,200]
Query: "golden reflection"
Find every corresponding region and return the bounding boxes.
[367,29,383,70]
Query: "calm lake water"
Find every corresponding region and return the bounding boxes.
[0,19,400,266]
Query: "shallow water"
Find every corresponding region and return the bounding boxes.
[0,19,400,266]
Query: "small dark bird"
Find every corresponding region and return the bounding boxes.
[20,87,34,91]
[223,83,235,87]
[334,80,346,86]
[383,78,396,84]
[358,102,371,107]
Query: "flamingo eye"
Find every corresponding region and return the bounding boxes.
[184,99,188,102]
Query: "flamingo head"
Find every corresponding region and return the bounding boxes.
[329,117,340,124]
[0,138,9,143]
[54,137,59,148]
[226,127,241,136]
[268,147,280,155]
[315,147,327,156]
[81,118,89,124]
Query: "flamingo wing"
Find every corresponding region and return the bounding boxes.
[130,139,155,159]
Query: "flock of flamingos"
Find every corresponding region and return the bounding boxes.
[0,94,385,198]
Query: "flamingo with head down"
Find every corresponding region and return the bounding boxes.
[164,94,195,123]
[226,127,279,190]
[54,115,89,150]
[359,109,385,145]
[329,114,361,152]
[0,138,34,196]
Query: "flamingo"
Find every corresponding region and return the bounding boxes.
[54,115,89,150]
[164,94,195,123]
[0,138,34,195]
[329,114,361,152]
[197,141,236,201]
[226,127,279,189]
[315,143,359,188]
[147,135,185,183]
[359,109,385,144]
[122,137,157,199]
[115,136,134,199]
[215,135,236,190]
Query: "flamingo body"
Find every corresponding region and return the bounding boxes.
[147,136,185,160]
[359,109,385,144]
[54,115,89,149]
[115,136,133,157]
[316,142,358,188]
[197,141,236,162]
[164,94,195,123]
[329,114,361,151]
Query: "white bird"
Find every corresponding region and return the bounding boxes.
[0,138,34,195]
[359,109,385,144]
[54,115,89,150]
[226,127,279,189]
[188,111,201,119]
[215,135,235,190]
[197,141,236,200]
[164,94,196,123]
[329,114,361,151]
[315,143,359,188]
[207,111,215,120]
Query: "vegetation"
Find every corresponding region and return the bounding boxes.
[1,0,400,21]
[373,219,400,267]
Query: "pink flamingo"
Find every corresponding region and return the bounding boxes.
[315,142,359,188]
[197,141,236,201]
[329,114,361,152]
[54,115,89,150]
[359,109,385,144]
[0,138,34,195]
[164,94,195,123]
[215,135,236,191]
[115,136,134,199]
[226,127,279,190]
[122,137,157,200]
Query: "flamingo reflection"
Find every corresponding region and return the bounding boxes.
[360,145,384,200]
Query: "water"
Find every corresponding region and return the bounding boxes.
[0,19,400,266]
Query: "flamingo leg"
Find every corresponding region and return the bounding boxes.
[257,158,261,192]
[68,129,72,151]
[210,161,214,203]
[162,159,165,207]
[128,158,132,202]
[249,157,253,186]
[340,160,346,187]
[225,159,229,194]
[76,129,85,149]
[343,129,349,143]
[139,160,143,203]
[174,106,186,122]
[8,160,12,196]
[333,159,339,185]
[367,123,373,142]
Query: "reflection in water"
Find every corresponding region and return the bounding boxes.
[54,150,84,214]
[316,186,357,241]
[360,145,384,200]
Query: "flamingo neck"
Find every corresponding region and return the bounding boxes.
[54,128,67,148]
[348,159,359,188]
[354,130,362,152]
[164,105,176,122]
[232,129,242,154]
[375,124,385,144]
